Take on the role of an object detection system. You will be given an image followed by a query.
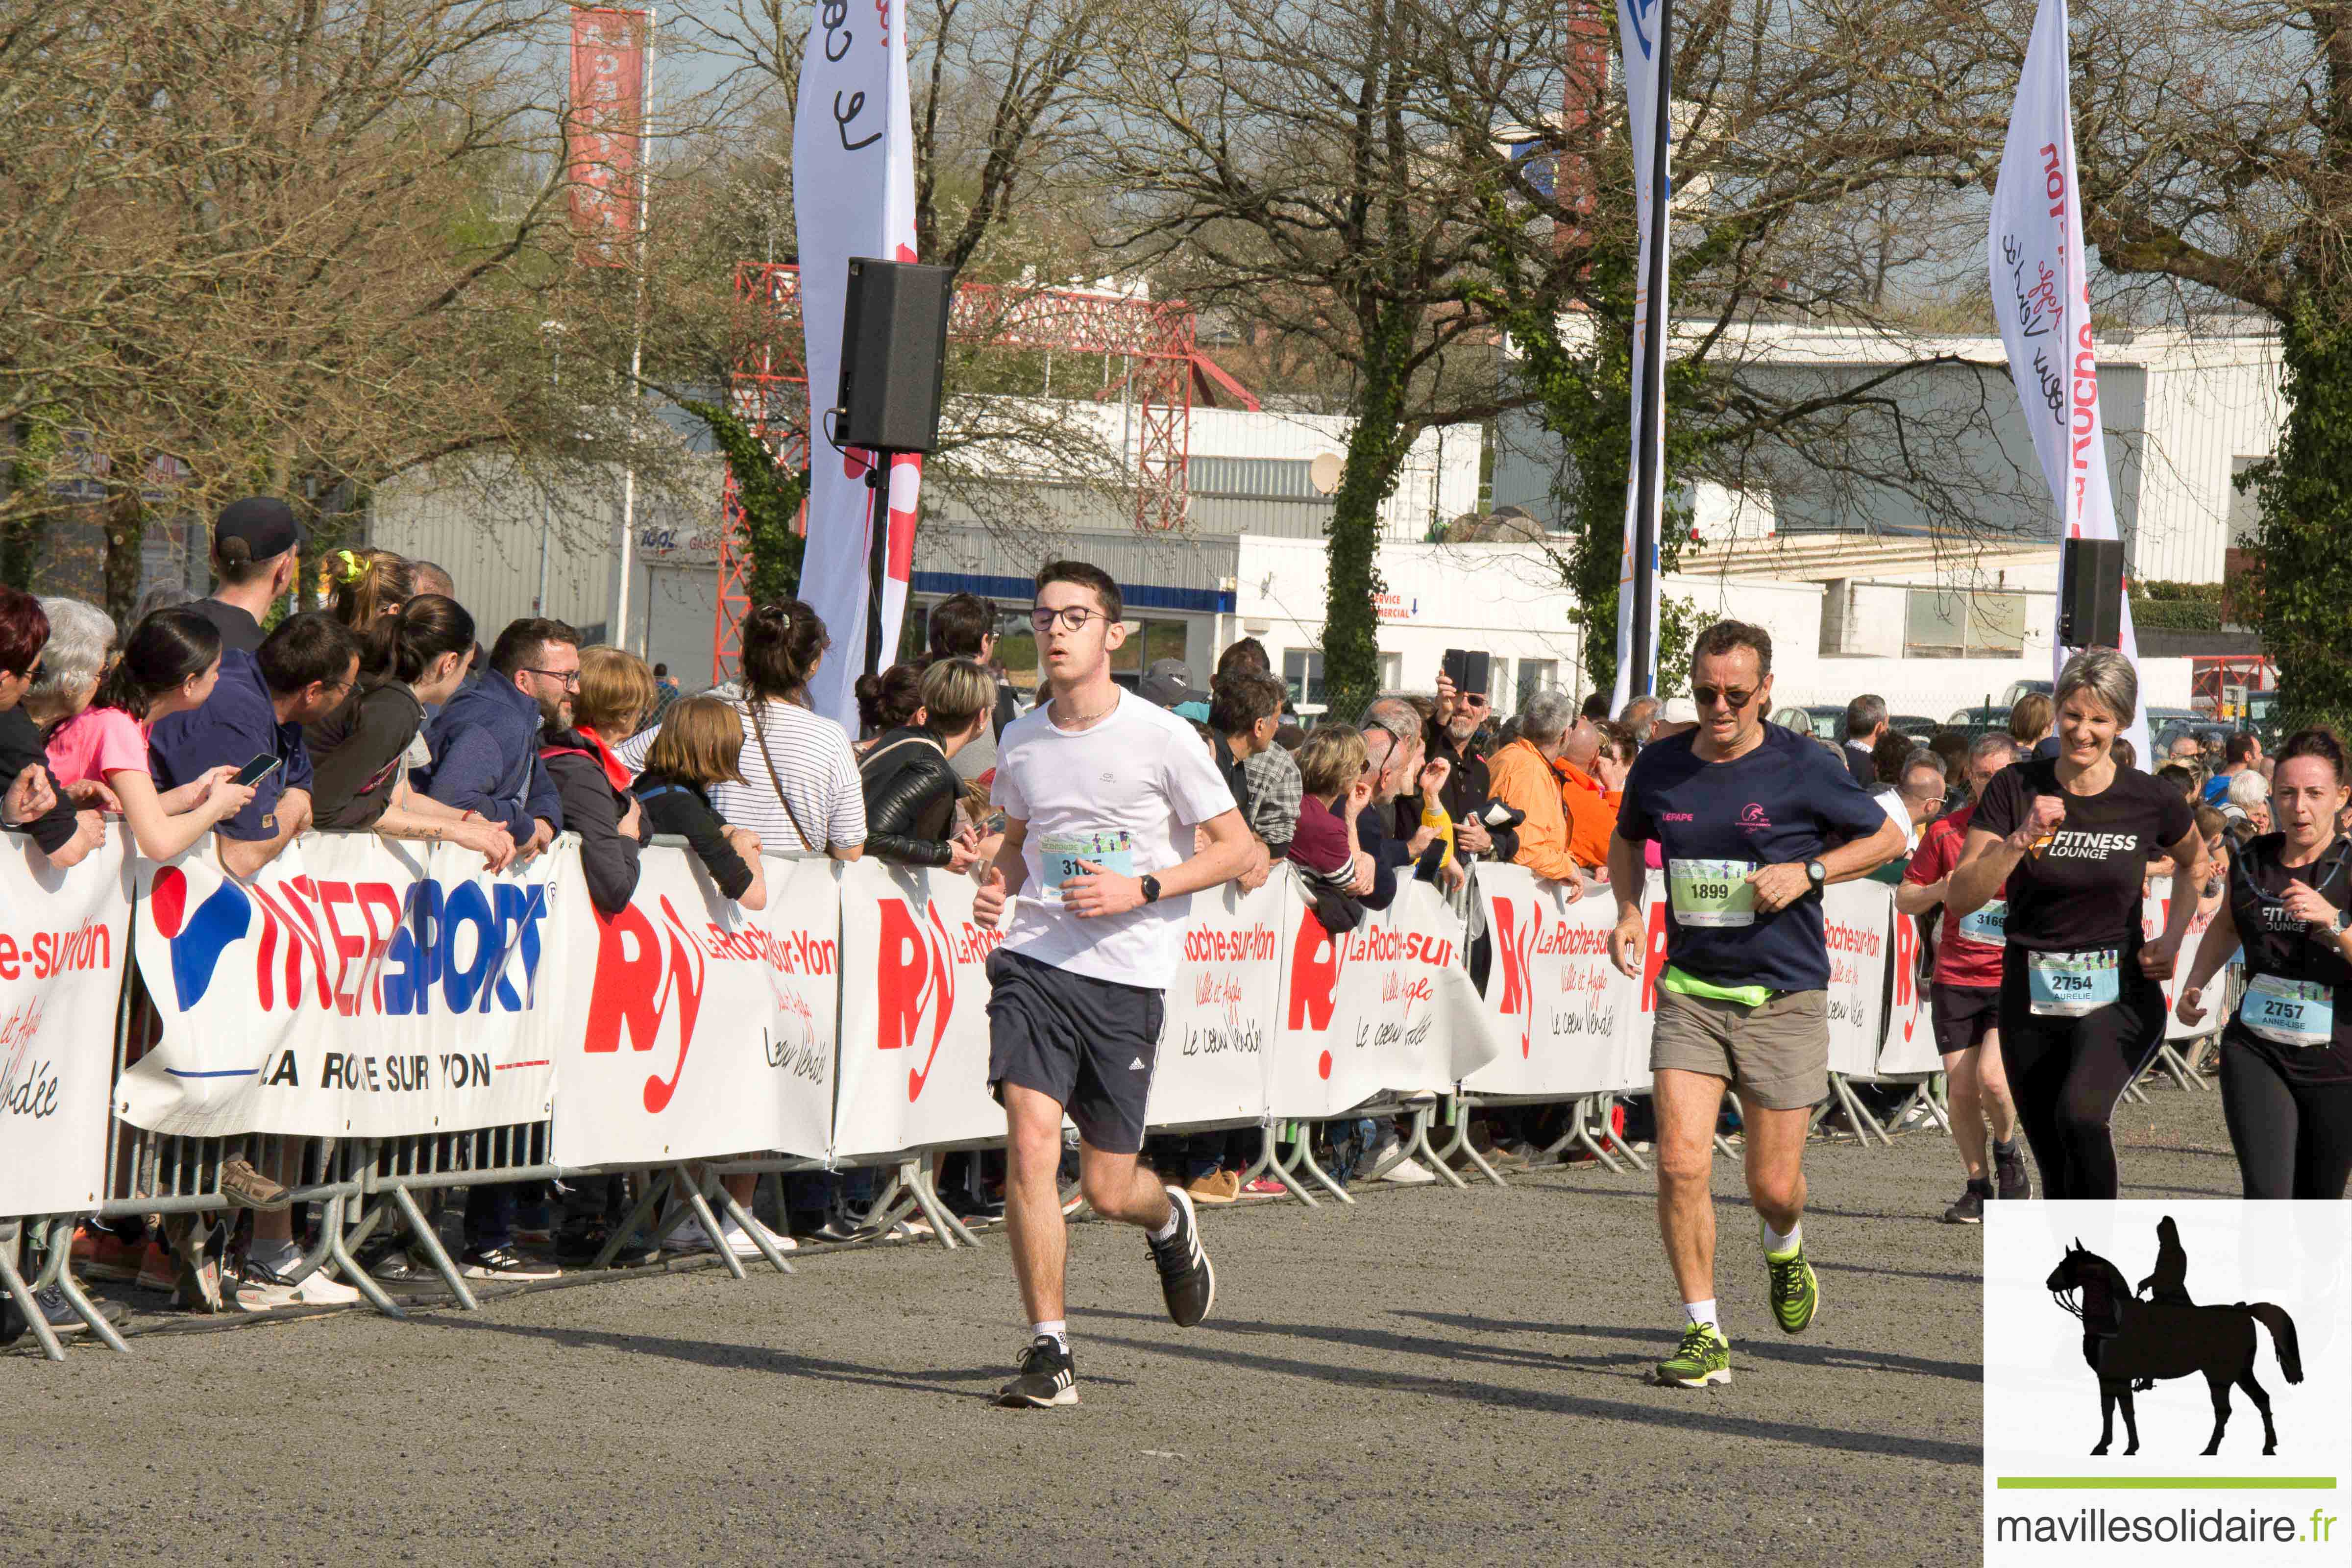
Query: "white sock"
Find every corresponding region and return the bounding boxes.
[1146,1194,1182,1243]
[1762,1221,1801,1256]
[249,1238,301,1273]
[1683,1298,1719,1331]
[1031,1319,1068,1349]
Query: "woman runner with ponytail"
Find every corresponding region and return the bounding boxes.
[2175,728,2352,1198]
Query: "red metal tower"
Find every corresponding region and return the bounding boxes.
[711,265,1246,684]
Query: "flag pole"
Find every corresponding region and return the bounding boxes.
[614,7,658,655]
[1628,0,1670,699]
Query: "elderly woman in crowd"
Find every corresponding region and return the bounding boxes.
[24,597,116,737]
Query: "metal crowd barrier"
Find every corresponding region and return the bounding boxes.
[9,833,2243,1365]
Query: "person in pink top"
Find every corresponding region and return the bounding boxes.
[47,606,255,860]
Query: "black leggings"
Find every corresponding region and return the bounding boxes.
[1997,949,2167,1200]
[2216,1041,2352,1199]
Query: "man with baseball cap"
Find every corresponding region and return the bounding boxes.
[1138,657,1207,721]
[194,497,307,655]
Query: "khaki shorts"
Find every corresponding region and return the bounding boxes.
[1649,986,1829,1110]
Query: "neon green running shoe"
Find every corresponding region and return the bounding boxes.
[1652,1320,1731,1387]
[1763,1223,1819,1334]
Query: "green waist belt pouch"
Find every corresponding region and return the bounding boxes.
[1658,964,1773,1008]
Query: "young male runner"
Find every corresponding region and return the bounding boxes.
[973,560,1255,1408]
[1606,622,1907,1387]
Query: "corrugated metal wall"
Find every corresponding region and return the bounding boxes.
[2132,337,2285,585]
[369,459,619,642]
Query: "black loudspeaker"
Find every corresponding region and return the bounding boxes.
[2058,537,2125,649]
[836,258,953,454]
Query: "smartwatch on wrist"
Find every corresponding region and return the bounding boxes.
[1139,874,1162,906]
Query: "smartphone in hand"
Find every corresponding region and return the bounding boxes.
[233,754,283,789]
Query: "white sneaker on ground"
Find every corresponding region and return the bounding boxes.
[1378,1155,1438,1185]
[235,1257,362,1310]
[723,1217,798,1257]
[662,1219,716,1254]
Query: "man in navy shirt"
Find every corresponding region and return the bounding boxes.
[414,617,570,863]
[1605,621,1905,1390]
[150,612,360,878]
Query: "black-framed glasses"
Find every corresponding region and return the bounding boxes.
[1029,606,1105,634]
[1691,684,1756,710]
[524,667,583,689]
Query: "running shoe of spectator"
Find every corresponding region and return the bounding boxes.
[218,1153,292,1211]
[459,1245,559,1280]
[1241,1175,1288,1197]
[665,1215,797,1258]
[1378,1155,1438,1185]
[995,1333,1078,1409]
[555,1219,660,1268]
[233,1254,362,1310]
[1942,1180,1991,1225]
[29,1286,127,1336]
[944,1189,1005,1225]
[1186,1170,1241,1205]
[70,1225,144,1282]
[133,1240,177,1293]
[161,1215,229,1312]
[1146,1185,1215,1328]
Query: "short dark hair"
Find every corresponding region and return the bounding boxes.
[1216,637,1271,678]
[1843,693,1887,740]
[257,611,359,695]
[2278,727,2345,782]
[1034,560,1122,624]
[1690,619,1772,677]
[653,662,668,678]
[2226,731,2259,766]
[926,592,996,659]
[1208,671,1284,735]
[0,586,48,677]
[1580,691,1611,723]
[489,617,582,680]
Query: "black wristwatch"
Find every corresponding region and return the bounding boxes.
[1804,859,1827,891]
[1139,874,1162,905]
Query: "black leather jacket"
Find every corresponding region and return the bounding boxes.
[858,727,962,868]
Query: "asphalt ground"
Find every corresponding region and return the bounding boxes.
[6,1079,2246,1567]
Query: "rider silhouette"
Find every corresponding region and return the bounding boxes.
[2138,1215,2194,1306]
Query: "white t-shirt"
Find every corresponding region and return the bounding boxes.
[992,689,1236,989]
[1870,785,1919,854]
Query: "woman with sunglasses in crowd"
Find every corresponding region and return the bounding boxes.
[2174,728,2352,1198]
[1949,647,2206,1200]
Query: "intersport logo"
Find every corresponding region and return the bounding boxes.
[875,897,1000,1102]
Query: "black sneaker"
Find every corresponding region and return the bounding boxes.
[1942,1181,1991,1225]
[459,1246,560,1280]
[1146,1184,1216,1328]
[995,1334,1078,1408]
[34,1285,127,1333]
[1993,1142,2031,1201]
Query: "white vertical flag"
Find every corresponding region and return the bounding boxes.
[793,0,923,731]
[1987,0,2147,760]
[1609,0,1668,713]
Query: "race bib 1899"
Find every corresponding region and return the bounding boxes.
[1667,858,1756,929]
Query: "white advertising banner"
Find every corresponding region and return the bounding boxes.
[1988,0,2148,761]
[550,852,838,1168]
[2140,876,2219,1043]
[1267,879,1501,1120]
[1822,880,1892,1078]
[1145,877,1288,1128]
[832,858,1006,1159]
[1465,862,1637,1097]
[1876,905,1943,1077]
[119,834,566,1139]
[0,828,133,1215]
[792,0,922,731]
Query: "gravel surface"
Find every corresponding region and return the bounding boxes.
[8,1082,2245,1566]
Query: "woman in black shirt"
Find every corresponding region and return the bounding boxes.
[1950,648,2205,1199]
[306,594,512,867]
[2176,729,2352,1198]
[632,695,767,909]
[858,658,991,869]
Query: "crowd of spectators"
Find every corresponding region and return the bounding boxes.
[5,499,2291,1330]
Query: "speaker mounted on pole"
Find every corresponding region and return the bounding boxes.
[2058,537,2125,650]
[835,258,953,455]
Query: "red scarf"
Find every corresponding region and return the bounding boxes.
[540,724,633,791]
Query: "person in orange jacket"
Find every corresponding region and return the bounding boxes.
[1484,687,1589,895]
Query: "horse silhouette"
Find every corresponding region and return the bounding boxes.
[2047,1236,2302,1456]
